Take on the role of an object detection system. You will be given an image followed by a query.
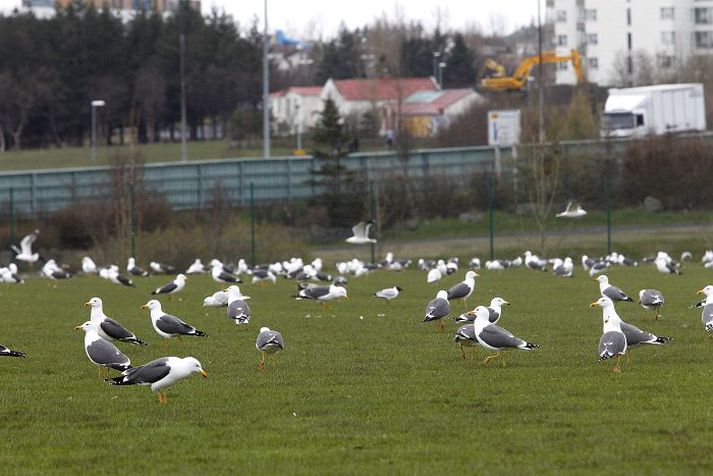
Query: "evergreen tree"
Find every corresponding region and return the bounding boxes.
[444,33,476,88]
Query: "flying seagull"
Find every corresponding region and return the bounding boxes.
[556,200,587,218]
[10,229,40,264]
[346,221,377,244]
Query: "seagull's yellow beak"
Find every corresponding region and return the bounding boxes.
[697,289,705,295]
[344,295,351,301]
[591,278,599,282]
[589,301,599,308]
[474,272,480,277]
[73,325,82,331]
[141,304,148,309]
[83,302,91,308]
[199,369,208,378]
[503,300,510,305]
[223,288,230,292]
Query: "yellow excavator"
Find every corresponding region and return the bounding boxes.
[481,49,584,92]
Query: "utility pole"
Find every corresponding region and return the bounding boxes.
[180,33,188,162]
[537,0,545,144]
[262,0,271,159]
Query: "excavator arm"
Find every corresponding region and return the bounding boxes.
[480,49,584,92]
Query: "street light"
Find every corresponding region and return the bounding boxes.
[295,102,302,151]
[90,99,105,165]
[262,0,271,159]
[432,51,441,80]
[438,62,447,89]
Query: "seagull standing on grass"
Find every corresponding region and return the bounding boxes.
[74,321,132,377]
[447,271,478,309]
[695,287,713,332]
[423,290,451,332]
[455,297,509,324]
[106,356,207,404]
[595,275,633,302]
[638,289,665,320]
[346,221,377,244]
[82,257,98,274]
[127,257,149,277]
[453,324,479,360]
[256,327,284,370]
[211,261,241,284]
[151,274,187,296]
[590,298,627,373]
[592,297,671,349]
[373,286,402,301]
[473,306,539,366]
[85,297,147,346]
[226,285,252,327]
[142,300,206,348]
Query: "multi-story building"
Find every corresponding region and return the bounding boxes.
[22,0,201,18]
[548,0,713,86]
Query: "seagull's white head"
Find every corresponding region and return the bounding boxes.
[491,297,510,307]
[331,285,348,299]
[128,257,136,266]
[210,259,221,267]
[595,275,609,284]
[74,320,96,332]
[697,285,713,296]
[259,326,271,333]
[436,290,448,300]
[84,296,103,309]
[176,274,187,283]
[465,270,479,280]
[224,285,242,295]
[183,357,208,378]
[473,306,490,321]
[142,299,161,311]
[590,296,614,310]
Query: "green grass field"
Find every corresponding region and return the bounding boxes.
[1,265,713,474]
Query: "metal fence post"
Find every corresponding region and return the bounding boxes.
[286,157,292,202]
[488,175,494,261]
[606,176,612,254]
[9,188,14,244]
[250,182,256,267]
[369,180,376,264]
[129,184,136,259]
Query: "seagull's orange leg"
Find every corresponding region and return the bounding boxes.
[613,355,622,373]
[460,344,466,360]
[258,353,266,370]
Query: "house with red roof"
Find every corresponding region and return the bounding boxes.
[321,77,440,135]
[398,89,484,137]
[270,86,323,136]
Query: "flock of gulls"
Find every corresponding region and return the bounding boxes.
[2,224,713,403]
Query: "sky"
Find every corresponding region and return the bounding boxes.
[0,0,545,38]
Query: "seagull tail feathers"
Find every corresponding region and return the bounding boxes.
[522,342,540,350]
[105,376,134,385]
[1,349,26,358]
[192,330,207,337]
[655,336,672,344]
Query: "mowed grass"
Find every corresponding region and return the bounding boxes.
[2,266,713,474]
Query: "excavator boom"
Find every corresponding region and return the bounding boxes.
[481,49,584,91]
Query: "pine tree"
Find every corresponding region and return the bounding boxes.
[444,33,476,88]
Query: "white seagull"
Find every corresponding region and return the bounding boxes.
[106,356,207,404]
[472,306,539,366]
[186,259,207,274]
[142,300,207,348]
[226,285,252,326]
[638,289,665,320]
[446,270,478,309]
[423,290,451,332]
[127,257,149,277]
[82,257,98,274]
[590,297,627,373]
[151,274,187,296]
[85,297,147,346]
[345,221,377,244]
[373,286,402,301]
[10,230,40,264]
[595,275,633,302]
[556,200,587,218]
[256,327,284,370]
[74,321,132,377]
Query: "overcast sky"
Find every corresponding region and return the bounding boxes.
[1,0,544,38]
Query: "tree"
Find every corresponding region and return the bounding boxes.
[444,33,476,88]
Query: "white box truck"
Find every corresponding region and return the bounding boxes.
[601,83,706,138]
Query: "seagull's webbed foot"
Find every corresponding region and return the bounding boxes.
[158,392,168,404]
[483,354,499,366]
[460,345,466,360]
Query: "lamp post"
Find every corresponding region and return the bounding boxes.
[90,100,105,165]
[432,51,441,81]
[262,0,271,159]
[295,102,302,151]
[438,62,447,89]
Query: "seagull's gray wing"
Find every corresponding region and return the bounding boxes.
[603,286,632,301]
[256,330,284,350]
[424,297,450,321]
[640,289,664,307]
[702,304,713,329]
[351,222,367,238]
[154,282,177,294]
[155,314,194,335]
[453,324,477,343]
[228,300,251,321]
[487,307,500,323]
[302,286,330,300]
[478,324,525,349]
[100,318,135,341]
[86,339,131,370]
[120,358,170,384]
[447,282,471,300]
[598,331,626,360]
[620,322,658,346]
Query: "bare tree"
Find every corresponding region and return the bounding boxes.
[522,142,562,255]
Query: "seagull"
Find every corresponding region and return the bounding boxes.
[151,274,187,296]
[593,297,671,348]
[127,257,149,277]
[42,260,70,280]
[142,300,207,348]
[453,324,478,360]
[556,200,587,218]
[654,254,681,275]
[256,327,284,370]
[226,285,251,326]
[82,257,98,274]
[447,271,478,309]
[427,267,442,283]
[149,261,175,274]
[524,251,547,272]
[295,283,348,307]
[638,289,665,320]
[108,268,135,288]
[10,230,39,264]
[455,297,509,324]
[203,290,229,307]
[85,297,147,346]
[590,298,627,373]
[472,306,539,366]
[345,220,377,244]
[373,286,402,301]
[423,290,451,332]
[211,262,242,284]
[695,287,713,332]
[595,275,633,302]
[0,265,23,284]
[186,259,207,274]
[553,257,574,278]
[250,269,276,284]
[0,344,25,357]
[106,356,207,404]
[74,321,132,377]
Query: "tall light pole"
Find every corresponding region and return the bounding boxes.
[295,102,302,151]
[438,62,447,89]
[90,100,105,165]
[262,0,271,159]
[432,51,441,81]
[537,0,545,144]
[180,33,188,162]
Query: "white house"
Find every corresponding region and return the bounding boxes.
[548,0,713,86]
[270,86,322,136]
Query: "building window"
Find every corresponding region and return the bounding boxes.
[695,30,713,48]
[585,9,597,21]
[657,55,673,68]
[660,7,674,20]
[661,31,676,45]
[626,8,631,25]
[556,10,567,22]
[588,57,599,69]
[557,34,568,46]
[557,62,569,71]
[586,33,598,45]
[695,8,713,25]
